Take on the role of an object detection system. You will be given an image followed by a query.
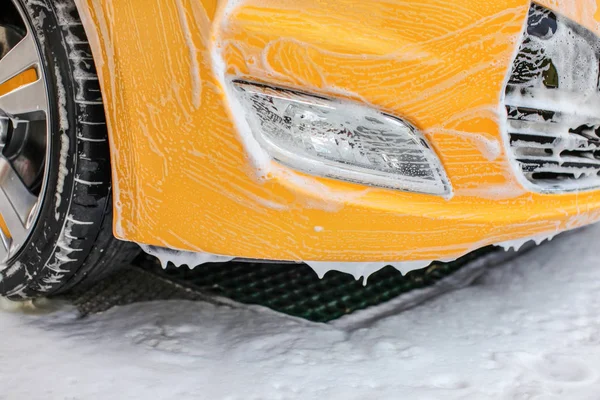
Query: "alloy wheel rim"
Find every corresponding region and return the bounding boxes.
[0,0,51,263]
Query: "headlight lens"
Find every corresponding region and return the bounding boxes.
[233,81,451,196]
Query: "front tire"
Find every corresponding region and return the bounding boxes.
[0,0,137,299]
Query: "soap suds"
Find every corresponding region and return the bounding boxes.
[54,134,70,221]
[139,245,234,269]
[496,232,558,252]
[305,260,434,285]
[175,0,202,109]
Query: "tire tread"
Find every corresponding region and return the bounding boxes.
[1,0,138,299]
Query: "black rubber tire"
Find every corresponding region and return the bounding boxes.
[0,0,138,299]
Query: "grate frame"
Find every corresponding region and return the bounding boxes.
[139,247,507,323]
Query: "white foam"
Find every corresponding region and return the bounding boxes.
[503,6,600,192]
[54,134,70,221]
[175,0,202,109]
[139,245,234,269]
[496,232,558,252]
[304,260,434,285]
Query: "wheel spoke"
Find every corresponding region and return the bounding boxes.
[0,3,51,262]
[0,157,37,249]
[0,35,38,86]
[0,78,46,115]
[0,218,9,261]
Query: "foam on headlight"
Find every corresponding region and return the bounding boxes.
[233,81,451,196]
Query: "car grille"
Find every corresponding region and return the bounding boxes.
[504,3,600,192]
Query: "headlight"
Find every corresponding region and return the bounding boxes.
[233,81,451,197]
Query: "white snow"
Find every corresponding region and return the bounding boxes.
[3,224,600,398]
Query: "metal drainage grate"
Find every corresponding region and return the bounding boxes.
[138,246,512,323]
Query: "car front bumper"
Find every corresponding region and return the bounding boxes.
[76,0,600,262]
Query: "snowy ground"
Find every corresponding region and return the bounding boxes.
[2,225,600,399]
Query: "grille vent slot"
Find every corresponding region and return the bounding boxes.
[504,3,600,192]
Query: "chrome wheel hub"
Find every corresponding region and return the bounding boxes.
[0,1,50,263]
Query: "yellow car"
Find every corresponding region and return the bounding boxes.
[0,0,599,298]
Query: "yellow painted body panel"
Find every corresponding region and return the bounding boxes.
[0,69,36,98]
[74,0,600,262]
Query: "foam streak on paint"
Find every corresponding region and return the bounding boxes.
[175,0,202,109]
[54,134,70,221]
[211,2,271,179]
